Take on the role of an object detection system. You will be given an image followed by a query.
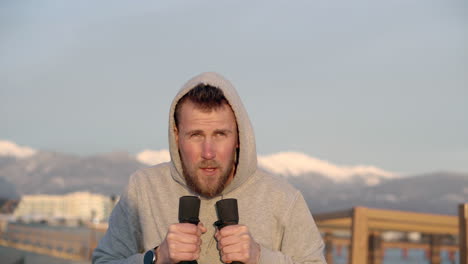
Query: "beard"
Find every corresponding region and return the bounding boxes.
[181,157,236,198]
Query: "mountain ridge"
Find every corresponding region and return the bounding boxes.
[1,140,466,215]
[1,140,397,185]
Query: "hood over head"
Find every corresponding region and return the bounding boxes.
[168,72,257,196]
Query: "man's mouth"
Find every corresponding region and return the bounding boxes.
[200,167,218,174]
[201,167,216,171]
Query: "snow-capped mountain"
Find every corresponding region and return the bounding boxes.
[258,152,398,186]
[1,140,467,215]
[1,141,396,186]
[136,149,398,186]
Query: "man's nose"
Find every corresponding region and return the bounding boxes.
[201,140,215,160]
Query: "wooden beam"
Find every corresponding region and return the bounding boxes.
[333,237,351,246]
[324,232,334,264]
[368,231,382,264]
[429,234,441,264]
[367,219,458,234]
[460,203,468,264]
[366,208,457,226]
[350,207,369,264]
[314,209,353,221]
[316,218,352,229]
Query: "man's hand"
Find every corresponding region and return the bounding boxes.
[156,222,207,264]
[215,225,260,264]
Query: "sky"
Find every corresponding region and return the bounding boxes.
[1,0,467,175]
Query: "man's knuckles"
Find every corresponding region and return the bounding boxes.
[238,225,248,233]
[169,251,199,262]
[240,233,251,241]
[166,232,177,241]
[222,252,250,263]
[219,224,248,236]
[169,223,198,233]
[170,242,198,252]
[181,223,200,233]
[167,233,195,243]
[218,233,252,246]
[222,241,251,252]
[198,224,208,233]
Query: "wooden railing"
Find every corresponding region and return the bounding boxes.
[1,204,467,263]
[0,224,100,261]
[460,203,468,264]
[315,204,468,264]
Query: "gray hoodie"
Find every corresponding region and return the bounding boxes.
[92,72,326,264]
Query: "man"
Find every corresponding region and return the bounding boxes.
[92,72,326,264]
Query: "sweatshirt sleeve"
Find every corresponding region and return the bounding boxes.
[258,192,327,264]
[92,174,145,264]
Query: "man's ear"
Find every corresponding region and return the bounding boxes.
[174,126,179,145]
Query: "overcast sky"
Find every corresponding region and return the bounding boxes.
[1,0,467,175]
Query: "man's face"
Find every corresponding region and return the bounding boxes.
[175,100,239,198]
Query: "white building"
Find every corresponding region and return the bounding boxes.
[13,192,117,223]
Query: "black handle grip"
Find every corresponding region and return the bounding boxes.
[177,196,200,264]
[215,199,244,264]
[179,196,200,224]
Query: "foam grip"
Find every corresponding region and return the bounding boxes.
[178,196,200,225]
[178,196,200,264]
[215,198,239,226]
[215,199,243,264]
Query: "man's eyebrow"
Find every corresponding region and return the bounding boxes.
[214,129,233,134]
[185,129,204,136]
[184,129,233,136]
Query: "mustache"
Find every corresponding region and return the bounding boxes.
[198,160,219,168]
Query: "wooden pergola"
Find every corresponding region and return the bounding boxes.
[314,204,468,264]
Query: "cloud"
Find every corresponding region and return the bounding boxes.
[0,140,37,159]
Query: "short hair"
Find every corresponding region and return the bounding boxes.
[174,84,229,128]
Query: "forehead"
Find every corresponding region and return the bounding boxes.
[177,100,237,130]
